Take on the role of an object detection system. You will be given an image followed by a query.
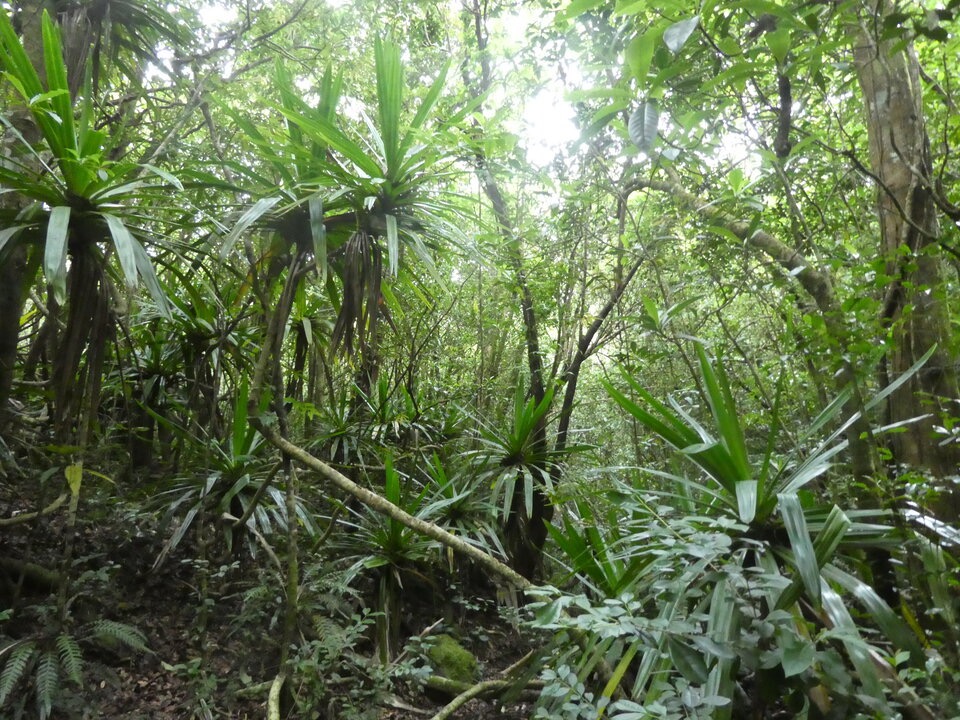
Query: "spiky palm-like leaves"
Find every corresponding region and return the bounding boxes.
[0,9,178,442]
[532,347,929,717]
[220,38,468,368]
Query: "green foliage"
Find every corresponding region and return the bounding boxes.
[0,617,148,720]
[0,9,173,310]
[530,350,929,717]
[86,620,150,655]
[0,640,36,709]
[290,609,390,719]
[469,383,586,525]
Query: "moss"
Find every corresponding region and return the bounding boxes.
[426,634,478,684]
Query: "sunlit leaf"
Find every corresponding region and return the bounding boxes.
[385,213,399,276]
[779,493,820,605]
[220,196,282,258]
[309,195,327,282]
[44,205,71,304]
[626,31,656,85]
[663,16,700,54]
[103,213,139,291]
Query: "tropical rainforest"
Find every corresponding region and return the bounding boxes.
[1,0,959,718]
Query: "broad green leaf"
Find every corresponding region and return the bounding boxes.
[810,505,850,567]
[44,206,71,304]
[821,583,887,705]
[628,102,659,152]
[560,0,607,20]
[275,107,382,179]
[697,345,750,482]
[821,563,925,667]
[0,225,28,255]
[779,493,820,605]
[65,462,82,495]
[766,27,791,65]
[663,16,700,54]
[778,629,815,677]
[704,580,737,720]
[131,240,171,318]
[385,213,399,276]
[626,31,656,85]
[375,37,403,175]
[920,540,957,626]
[400,60,450,157]
[668,638,709,683]
[41,12,78,172]
[735,480,757,524]
[141,163,184,190]
[566,87,635,102]
[0,12,43,99]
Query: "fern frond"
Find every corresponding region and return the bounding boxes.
[88,620,150,653]
[0,640,37,706]
[56,633,83,685]
[35,650,59,720]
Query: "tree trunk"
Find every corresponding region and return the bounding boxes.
[0,2,47,432]
[853,2,960,516]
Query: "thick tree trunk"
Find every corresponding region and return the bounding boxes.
[853,2,960,516]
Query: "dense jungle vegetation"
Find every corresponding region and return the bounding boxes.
[2,0,960,717]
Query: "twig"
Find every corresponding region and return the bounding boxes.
[0,492,68,526]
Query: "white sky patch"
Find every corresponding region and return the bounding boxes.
[492,7,582,167]
[716,131,763,180]
[196,2,236,28]
[517,88,580,167]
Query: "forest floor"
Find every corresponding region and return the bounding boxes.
[1,490,538,719]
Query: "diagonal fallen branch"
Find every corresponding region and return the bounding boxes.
[249,415,530,592]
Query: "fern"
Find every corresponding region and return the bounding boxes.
[35,650,59,720]
[56,633,83,685]
[88,620,150,654]
[0,640,37,706]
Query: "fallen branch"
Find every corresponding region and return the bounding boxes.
[0,492,68,527]
[267,671,286,720]
[249,416,529,592]
[428,677,537,720]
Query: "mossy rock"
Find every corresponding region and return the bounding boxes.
[426,634,478,684]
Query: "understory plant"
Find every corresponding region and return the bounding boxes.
[528,345,931,719]
[0,574,149,720]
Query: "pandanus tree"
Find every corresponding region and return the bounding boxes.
[213,36,483,688]
[219,38,468,398]
[0,9,179,449]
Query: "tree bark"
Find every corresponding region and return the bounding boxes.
[0,1,47,432]
[852,1,960,516]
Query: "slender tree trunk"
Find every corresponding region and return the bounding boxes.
[0,245,27,432]
[0,2,48,432]
[853,2,960,516]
